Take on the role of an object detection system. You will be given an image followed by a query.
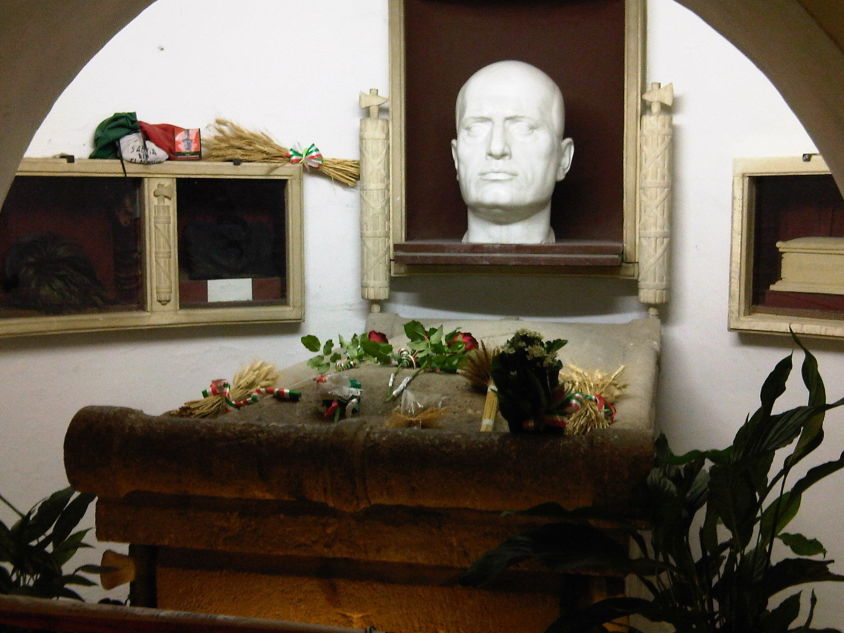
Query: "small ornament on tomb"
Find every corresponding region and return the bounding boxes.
[386,389,448,429]
[316,373,362,422]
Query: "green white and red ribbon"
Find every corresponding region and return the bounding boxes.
[564,391,617,421]
[397,348,417,368]
[288,143,324,169]
[203,379,301,410]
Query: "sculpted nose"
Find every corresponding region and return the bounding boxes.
[486,122,510,159]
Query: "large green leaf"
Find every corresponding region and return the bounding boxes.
[18,544,60,578]
[300,334,321,352]
[0,565,13,593]
[760,592,802,633]
[708,462,757,549]
[0,521,13,563]
[74,563,113,575]
[699,502,720,560]
[545,597,660,633]
[60,573,95,587]
[51,529,92,567]
[509,503,650,560]
[762,558,844,599]
[461,522,633,587]
[734,353,793,459]
[760,490,801,541]
[787,336,827,470]
[763,406,831,455]
[779,533,827,557]
[51,492,94,547]
[789,451,844,500]
[403,320,427,340]
[25,487,74,542]
[57,587,84,601]
[358,338,391,363]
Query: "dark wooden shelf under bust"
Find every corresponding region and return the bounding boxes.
[392,240,624,267]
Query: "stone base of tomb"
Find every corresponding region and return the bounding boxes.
[64,315,660,633]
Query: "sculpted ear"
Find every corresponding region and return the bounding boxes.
[556,137,574,181]
[451,139,459,179]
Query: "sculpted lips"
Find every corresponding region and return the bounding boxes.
[479,169,517,180]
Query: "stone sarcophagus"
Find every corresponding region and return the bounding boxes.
[64,314,660,633]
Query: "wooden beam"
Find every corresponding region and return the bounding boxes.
[0,595,376,633]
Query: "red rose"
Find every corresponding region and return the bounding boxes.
[367,330,389,343]
[450,331,478,352]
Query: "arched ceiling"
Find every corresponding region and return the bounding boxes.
[675,0,844,193]
[0,0,154,203]
[1,0,844,203]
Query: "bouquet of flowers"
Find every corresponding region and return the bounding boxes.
[490,329,569,433]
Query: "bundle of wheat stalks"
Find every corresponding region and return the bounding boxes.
[559,364,626,435]
[169,360,281,418]
[203,119,360,187]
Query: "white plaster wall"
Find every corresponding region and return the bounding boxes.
[4,0,844,624]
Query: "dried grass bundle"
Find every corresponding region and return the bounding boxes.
[203,119,360,187]
[169,360,281,418]
[459,341,500,431]
[386,407,447,429]
[559,364,626,435]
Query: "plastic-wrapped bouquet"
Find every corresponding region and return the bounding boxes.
[490,329,568,433]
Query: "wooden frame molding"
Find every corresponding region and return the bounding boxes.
[385,0,646,277]
[729,155,844,339]
[0,158,304,337]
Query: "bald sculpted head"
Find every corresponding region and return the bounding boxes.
[451,60,574,244]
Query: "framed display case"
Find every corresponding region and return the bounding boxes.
[729,155,844,338]
[388,0,645,275]
[0,158,303,337]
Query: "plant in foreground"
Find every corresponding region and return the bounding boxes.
[0,486,107,600]
[463,336,844,633]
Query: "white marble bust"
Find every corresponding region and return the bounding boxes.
[451,60,574,244]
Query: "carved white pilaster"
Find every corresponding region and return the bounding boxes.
[150,180,177,308]
[359,89,391,302]
[638,82,674,306]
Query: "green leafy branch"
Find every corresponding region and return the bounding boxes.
[302,321,477,402]
[384,321,476,401]
[301,331,393,374]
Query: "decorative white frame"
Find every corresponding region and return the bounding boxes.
[729,155,844,339]
[0,158,304,337]
[386,0,646,277]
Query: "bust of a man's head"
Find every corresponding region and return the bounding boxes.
[451,60,574,244]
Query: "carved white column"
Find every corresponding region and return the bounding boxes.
[359,89,390,303]
[149,180,177,309]
[638,82,674,306]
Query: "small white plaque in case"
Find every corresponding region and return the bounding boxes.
[207,278,253,302]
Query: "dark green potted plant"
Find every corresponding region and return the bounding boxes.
[0,486,106,600]
[462,337,844,632]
